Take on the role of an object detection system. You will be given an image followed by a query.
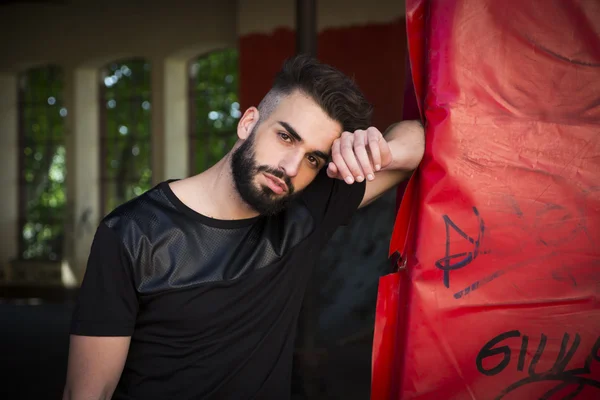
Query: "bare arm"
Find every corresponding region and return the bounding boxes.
[63,335,131,400]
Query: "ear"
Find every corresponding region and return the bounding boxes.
[237,107,260,140]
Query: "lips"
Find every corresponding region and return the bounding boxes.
[263,173,288,194]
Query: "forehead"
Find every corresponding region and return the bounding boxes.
[265,91,343,148]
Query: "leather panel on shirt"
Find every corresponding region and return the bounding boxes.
[103,185,315,294]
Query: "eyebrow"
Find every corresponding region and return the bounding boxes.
[277,121,330,162]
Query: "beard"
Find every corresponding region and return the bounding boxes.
[231,129,298,216]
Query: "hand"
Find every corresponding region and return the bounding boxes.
[327,127,393,184]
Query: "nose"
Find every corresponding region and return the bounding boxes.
[279,150,304,178]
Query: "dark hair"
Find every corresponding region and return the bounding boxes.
[258,54,373,132]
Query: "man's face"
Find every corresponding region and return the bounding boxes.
[231,91,342,216]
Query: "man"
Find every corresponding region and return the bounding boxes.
[63,55,424,400]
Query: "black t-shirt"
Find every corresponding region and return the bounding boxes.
[70,170,365,400]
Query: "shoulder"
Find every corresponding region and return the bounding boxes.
[102,181,178,238]
[94,182,185,291]
[99,182,183,270]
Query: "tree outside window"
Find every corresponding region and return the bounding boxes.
[18,65,67,261]
[99,59,152,216]
[189,49,240,174]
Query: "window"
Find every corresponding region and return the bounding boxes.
[99,59,152,215]
[18,65,67,261]
[188,49,240,174]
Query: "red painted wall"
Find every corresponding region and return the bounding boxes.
[239,17,407,131]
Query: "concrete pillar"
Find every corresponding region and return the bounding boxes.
[0,74,18,278]
[163,58,189,179]
[71,68,100,279]
[151,57,165,184]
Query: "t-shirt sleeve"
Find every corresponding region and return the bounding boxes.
[300,169,366,229]
[70,222,139,336]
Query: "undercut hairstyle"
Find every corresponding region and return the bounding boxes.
[257,55,373,132]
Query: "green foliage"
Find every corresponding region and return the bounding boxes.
[101,59,152,214]
[19,65,67,261]
[191,49,240,173]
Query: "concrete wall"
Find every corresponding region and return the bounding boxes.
[0,75,19,279]
[0,1,237,72]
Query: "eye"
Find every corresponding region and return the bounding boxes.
[278,132,292,142]
[307,155,319,167]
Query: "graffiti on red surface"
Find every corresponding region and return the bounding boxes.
[476,330,600,399]
[435,207,487,289]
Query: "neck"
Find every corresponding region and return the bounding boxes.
[170,152,260,221]
[189,153,260,220]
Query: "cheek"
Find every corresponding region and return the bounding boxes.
[252,150,276,169]
[253,140,282,167]
[292,167,320,191]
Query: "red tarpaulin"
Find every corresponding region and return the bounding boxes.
[372,1,600,399]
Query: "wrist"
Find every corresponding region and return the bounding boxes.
[383,120,425,172]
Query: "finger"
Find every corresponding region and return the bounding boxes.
[332,134,355,184]
[340,131,365,182]
[367,127,382,171]
[354,130,374,181]
[327,161,339,179]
